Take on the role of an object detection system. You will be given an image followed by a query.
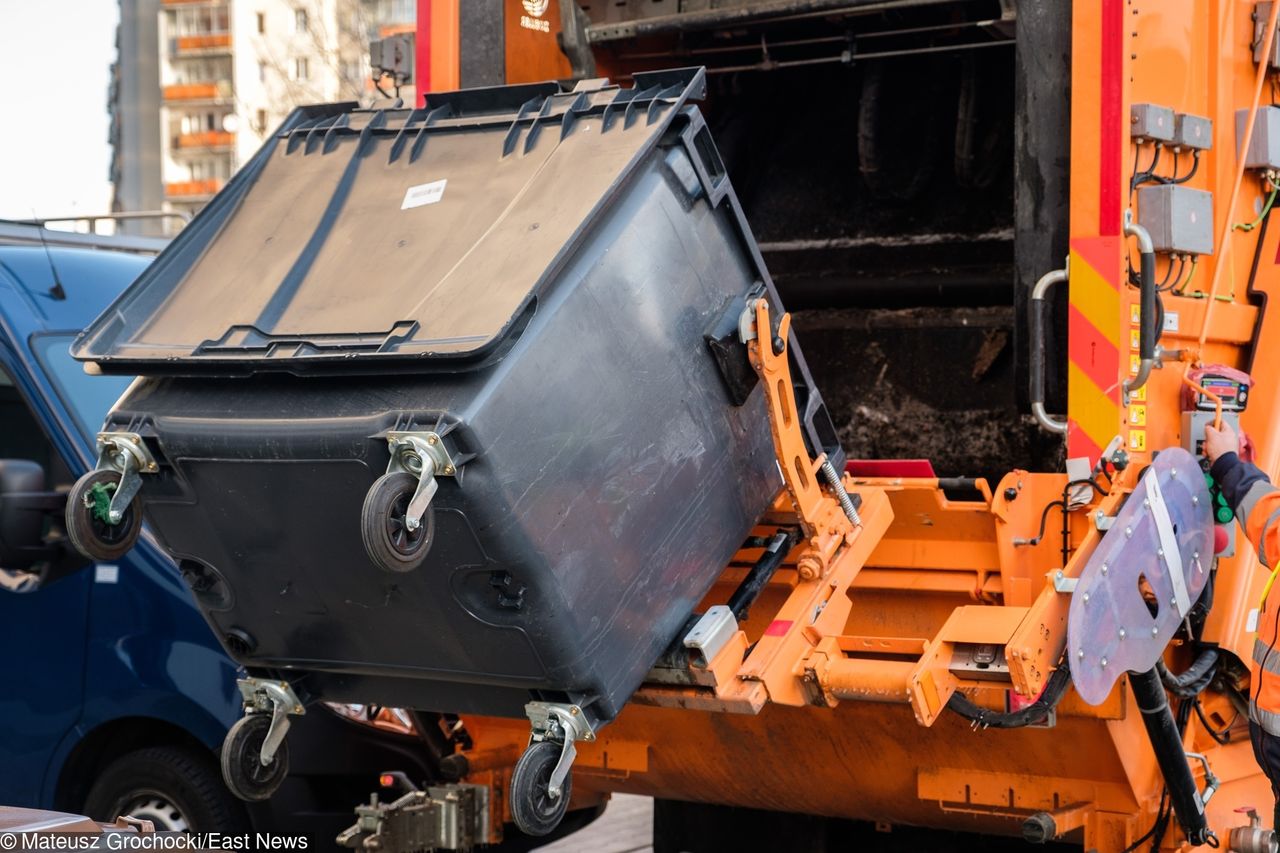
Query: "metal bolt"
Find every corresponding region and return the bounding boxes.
[444,465,455,475]
[1152,626,1159,636]
[1083,593,1090,603]
[1157,548,1164,558]
[427,434,438,445]
[1193,552,1200,561]
[1101,657,1109,668]
[1101,563,1109,576]
[1125,526,1133,538]
[1172,468,1178,477]
[1192,495,1199,505]
[1119,629,1127,639]
[1171,597,1178,606]
[1143,498,1150,508]
[1078,649,1085,659]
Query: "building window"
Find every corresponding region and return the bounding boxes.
[256,11,265,33]
[256,109,268,134]
[294,8,308,32]
[294,57,309,80]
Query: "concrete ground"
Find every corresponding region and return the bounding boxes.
[534,795,653,853]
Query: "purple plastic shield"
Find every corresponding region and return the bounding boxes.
[1068,447,1213,706]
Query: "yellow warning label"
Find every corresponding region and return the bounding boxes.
[1130,328,1141,350]
[1132,384,1147,402]
[1129,354,1141,376]
[1129,405,1147,426]
[1130,304,1142,326]
[1129,430,1147,452]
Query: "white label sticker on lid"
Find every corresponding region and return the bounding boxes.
[401,179,447,210]
[1164,311,1180,333]
[95,564,119,584]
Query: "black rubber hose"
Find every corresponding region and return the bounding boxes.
[946,663,1071,729]
[1157,649,1220,699]
[1130,667,1211,846]
[728,528,797,621]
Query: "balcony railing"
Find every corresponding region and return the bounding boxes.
[174,33,232,52]
[166,179,224,199]
[175,131,235,150]
[163,81,232,101]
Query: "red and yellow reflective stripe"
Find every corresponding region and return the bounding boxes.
[1067,237,1123,462]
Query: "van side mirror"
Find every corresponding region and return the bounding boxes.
[0,460,85,580]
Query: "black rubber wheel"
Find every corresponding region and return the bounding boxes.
[510,740,572,837]
[66,469,143,561]
[219,714,289,802]
[361,472,435,572]
[83,745,250,833]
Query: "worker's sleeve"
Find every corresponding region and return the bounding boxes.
[1211,451,1280,568]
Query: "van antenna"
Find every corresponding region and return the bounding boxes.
[32,210,66,301]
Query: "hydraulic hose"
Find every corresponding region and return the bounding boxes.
[1157,649,1220,699]
[946,663,1071,729]
[1130,667,1212,846]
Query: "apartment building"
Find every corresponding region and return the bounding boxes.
[154,0,414,221]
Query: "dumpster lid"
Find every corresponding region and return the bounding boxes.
[73,69,708,373]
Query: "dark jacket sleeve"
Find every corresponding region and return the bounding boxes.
[1211,452,1271,510]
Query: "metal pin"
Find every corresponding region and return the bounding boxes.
[1101,657,1109,667]
[1125,526,1133,538]
[1172,468,1178,478]
[1192,495,1199,505]
[1078,649,1085,659]
[1083,593,1090,603]
[1119,629,1126,639]
[1151,626,1159,636]
[1101,564,1109,576]
[1143,498,1150,507]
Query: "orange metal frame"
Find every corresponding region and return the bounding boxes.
[409,3,1280,849]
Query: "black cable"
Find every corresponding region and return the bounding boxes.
[1021,499,1066,547]
[1157,256,1185,292]
[1168,150,1201,185]
[945,662,1071,728]
[1194,698,1237,745]
[1131,143,1163,190]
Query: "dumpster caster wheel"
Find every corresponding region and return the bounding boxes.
[66,469,143,561]
[510,740,572,837]
[362,472,435,572]
[220,715,289,802]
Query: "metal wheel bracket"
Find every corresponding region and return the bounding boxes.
[236,678,305,766]
[93,432,159,524]
[524,702,596,800]
[384,432,457,532]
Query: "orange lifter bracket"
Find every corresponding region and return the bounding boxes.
[746,298,856,581]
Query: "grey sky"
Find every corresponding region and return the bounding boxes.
[0,0,119,220]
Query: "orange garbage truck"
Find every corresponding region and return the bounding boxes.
[60,1,1280,851]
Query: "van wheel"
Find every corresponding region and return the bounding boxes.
[66,470,142,561]
[83,746,250,833]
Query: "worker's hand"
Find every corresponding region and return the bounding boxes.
[1204,421,1241,465]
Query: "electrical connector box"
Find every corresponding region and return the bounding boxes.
[1131,103,1176,142]
[1236,106,1280,169]
[1173,113,1213,151]
[1136,185,1214,255]
[1256,3,1280,68]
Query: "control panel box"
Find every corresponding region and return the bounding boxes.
[1236,105,1280,169]
[1183,410,1241,557]
[1136,184,1214,255]
[1256,3,1280,68]
[1131,103,1176,142]
[1173,113,1213,151]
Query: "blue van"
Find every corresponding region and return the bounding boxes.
[0,231,435,839]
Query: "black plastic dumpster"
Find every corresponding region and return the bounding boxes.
[69,68,841,830]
